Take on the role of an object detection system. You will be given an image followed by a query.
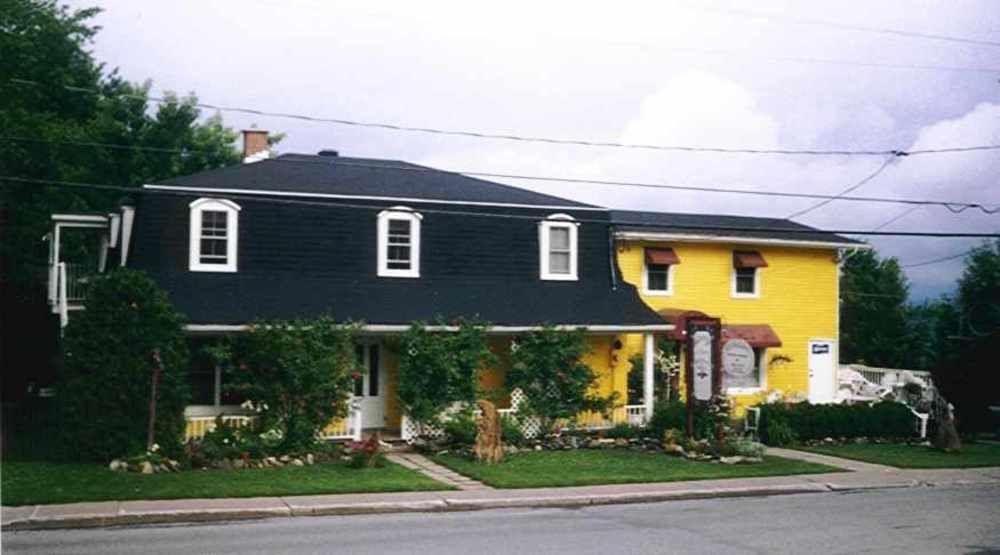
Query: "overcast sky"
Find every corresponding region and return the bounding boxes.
[69,0,999,300]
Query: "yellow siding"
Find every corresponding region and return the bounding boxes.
[617,241,839,413]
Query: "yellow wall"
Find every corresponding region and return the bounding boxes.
[617,240,840,411]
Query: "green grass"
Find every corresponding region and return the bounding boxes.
[797,442,1000,469]
[433,450,841,489]
[0,460,451,507]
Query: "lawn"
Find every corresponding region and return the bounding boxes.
[433,450,841,489]
[797,442,1000,469]
[0,460,451,507]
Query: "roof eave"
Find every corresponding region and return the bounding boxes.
[615,230,868,250]
[185,323,674,334]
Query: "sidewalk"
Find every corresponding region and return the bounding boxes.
[4,451,999,531]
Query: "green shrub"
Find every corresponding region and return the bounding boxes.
[59,269,190,461]
[606,423,640,440]
[213,316,361,453]
[729,437,767,458]
[443,410,478,447]
[648,400,713,440]
[758,401,915,445]
[501,415,526,446]
[398,320,496,426]
[507,326,617,431]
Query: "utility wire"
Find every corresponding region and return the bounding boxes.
[4,135,999,214]
[682,3,1000,48]
[3,175,998,239]
[871,206,923,231]
[787,156,896,219]
[10,78,1000,158]
[902,249,978,268]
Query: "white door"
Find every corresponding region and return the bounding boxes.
[355,344,386,428]
[808,340,836,404]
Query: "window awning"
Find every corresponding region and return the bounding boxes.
[733,250,768,268]
[645,248,680,265]
[722,324,782,348]
[657,308,709,341]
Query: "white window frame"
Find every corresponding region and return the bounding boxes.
[189,198,240,273]
[642,257,675,296]
[539,214,579,281]
[731,266,761,298]
[377,206,422,278]
[727,348,768,394]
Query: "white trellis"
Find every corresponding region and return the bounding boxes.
[400,388,646,443]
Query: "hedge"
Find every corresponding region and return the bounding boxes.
[758,401,916,445]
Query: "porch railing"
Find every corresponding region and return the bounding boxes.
[183,401,363,443]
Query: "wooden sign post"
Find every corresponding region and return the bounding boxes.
[685,317,721,439]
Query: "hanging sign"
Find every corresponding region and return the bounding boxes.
[691,331,713,401]
[722,338,756,389]
[684,317,722,438]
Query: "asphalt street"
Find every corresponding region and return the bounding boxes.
[5,484,999,554]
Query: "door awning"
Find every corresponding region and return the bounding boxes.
[733,250,768,268]
[657,308,709,341]
[722,324,782,348]
[645,247,680,265]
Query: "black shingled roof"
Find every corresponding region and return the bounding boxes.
[157,153,598,208]
[611,210,864,245]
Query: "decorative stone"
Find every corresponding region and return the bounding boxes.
[614,438,629,448]
[279,455,291,463]
[167,459,181,471]
[233,459,245,469]
[719,456,744,465]
[140,461,154,474]
[267,456,280,466]
[291,458,305,466]
[663,444,686,457]
[534,445,543,451]
[109,460,123,471]
[306,453,315,465]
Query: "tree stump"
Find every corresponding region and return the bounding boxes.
[933,405,962,453]
[474,400,504,464]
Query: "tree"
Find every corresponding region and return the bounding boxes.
[217,318,361,453]
[506,326,616,431]
[1,1,252,401]
[839,249,910,367]
[397,320,496,426]
[59,269,189,461]
[933,240,1000,432]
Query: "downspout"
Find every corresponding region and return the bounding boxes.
[608,225,618,291]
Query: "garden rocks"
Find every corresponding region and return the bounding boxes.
[140,461,154,474]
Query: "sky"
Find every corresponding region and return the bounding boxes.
[68,0,999,300]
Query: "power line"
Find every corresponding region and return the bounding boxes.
[871,206,923,231]
[3,174,999,239]
[4,135,999,214]
[682,3,1000,48]
[10,78,1000,158]
[786,156,896,219]
[902,249,978,268]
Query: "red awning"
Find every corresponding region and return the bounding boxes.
[645,248,680,265]
[657,308,709,341]
[733,250,768,268]
[722,324,782,348]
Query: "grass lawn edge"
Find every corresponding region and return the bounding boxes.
[792,442,1000,469]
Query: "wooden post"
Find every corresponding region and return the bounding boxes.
[684,317,721,439]
[147,349,163,450]
[643,333,655,422]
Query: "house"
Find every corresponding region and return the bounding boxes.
[45,130,864,439]
[611,210,866,413]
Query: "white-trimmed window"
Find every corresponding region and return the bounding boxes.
[377,207,421,278]
[539,214,579,281]
[643,247,679,295]
[731,250,766,298]
[725,348,768,393]
[189,198,240,272]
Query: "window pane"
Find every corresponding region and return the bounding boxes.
[647,264,669,290]
[549,227,570,250]
[388,219,410,236]
[736,268,756,293]
[549,252,570,274]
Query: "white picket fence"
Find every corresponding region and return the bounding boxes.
[183,400,363,442]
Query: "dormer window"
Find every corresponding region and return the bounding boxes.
[189,198,240,272]
[539,214,579,281]
[377,207,421,278]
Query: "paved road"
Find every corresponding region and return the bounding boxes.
[5,484,999,554]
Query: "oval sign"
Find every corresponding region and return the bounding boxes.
[722,339,755,387]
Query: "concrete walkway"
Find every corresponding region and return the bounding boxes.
[4,450,999,531]
[387,453,493,491]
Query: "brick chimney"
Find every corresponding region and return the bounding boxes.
[242,129,270,163]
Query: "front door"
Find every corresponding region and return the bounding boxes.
[808,340,835,404]
[355,344,386,428]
